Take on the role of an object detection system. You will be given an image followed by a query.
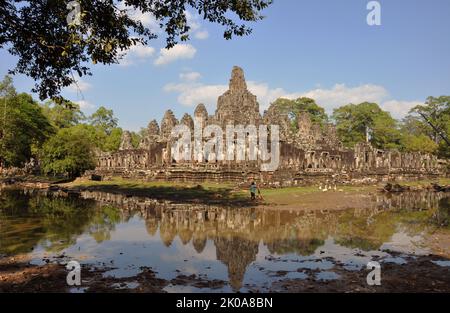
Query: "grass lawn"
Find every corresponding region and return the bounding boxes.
[63,177,450,208]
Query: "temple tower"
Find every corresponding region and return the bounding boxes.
[215,66,261,126]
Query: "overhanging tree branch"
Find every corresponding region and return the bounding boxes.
[417,112,450,147]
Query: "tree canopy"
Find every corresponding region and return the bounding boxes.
[0,76,53,167]
[40,124,97,177]
[332,102,401,150]
[42,100,86,129]
[0,0,272,101]
[270,97,329,131]
[88,106,118,135]
[407,96,450,158]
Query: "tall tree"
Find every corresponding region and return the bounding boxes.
[332,102,401,149]
[0,91,54,167]
[103,127,123,152]
[130,131,142,149]
[40,124,97,177]
[407,96,450,158]
[270,97,328,131]
[400,133,438,154]
[89,106,118,135]
[0,0,272,101]
[0,75,16,163]
[0,75,16,98]
[41,100,85,129]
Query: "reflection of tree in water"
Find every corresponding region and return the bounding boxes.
[333,209,397,251]
[430,196,450,228]
[266,238,324,256]
[86,205,121,243]
[214,236,258,292]
[335,193,450,250]
[375,192,447,212]
[0,190,121,255]
[75,189,450,258]
[3,188,449,288]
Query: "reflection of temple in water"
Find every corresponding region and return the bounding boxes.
[75,190,450,290]
[215,237,258,291]
[3,187,448,289]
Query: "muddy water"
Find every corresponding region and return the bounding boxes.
[1,189,449,292]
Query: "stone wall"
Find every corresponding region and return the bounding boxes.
[91,66,446,184]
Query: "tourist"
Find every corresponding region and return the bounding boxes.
[250,181,260,200]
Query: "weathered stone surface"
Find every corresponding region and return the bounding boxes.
[215,66,261,126]
[147,119,160,137]
[139,119,160,149]
[180,113,194,131]
[160,110,178,140]
[119,130,133,150]
[93,66,446,183]
[194,103,208,124]
[263,101,294,142]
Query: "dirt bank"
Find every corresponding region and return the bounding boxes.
[1,252,449,293]
[0,254,225,293]
[267,252,450,293]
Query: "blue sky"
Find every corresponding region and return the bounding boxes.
[1,0,450,131]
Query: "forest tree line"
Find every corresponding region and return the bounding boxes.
[0,75,449,178]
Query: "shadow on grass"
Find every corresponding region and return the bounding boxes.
[75,183,257,207]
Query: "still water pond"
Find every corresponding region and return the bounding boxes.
[1,189,449,292]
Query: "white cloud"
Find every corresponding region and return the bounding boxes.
[298,84,389,112]
[194,30,209,40]
[119,43,155,66]
[163,80,285,109]
[185,10,209,40]
[67,78,92,93]
[185,10,201,32]
[289,84,420,118]
[117,3,160,32]
[247,81,287,110]
[164,72,418,119]
[134,12,159,30]
[380,100,422,119]
[164,82,227,108]
[179,71,201,82]
[74,100,95,110]
[131,45,156,58]
[154,44,196,66]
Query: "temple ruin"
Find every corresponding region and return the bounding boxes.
[92,66,445,185]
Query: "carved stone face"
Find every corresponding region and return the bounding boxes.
[119,131,133,150]
[229,66,247,93]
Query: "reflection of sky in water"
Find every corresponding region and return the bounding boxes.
[432,260,450,267]
[382,257,407,265]
[316,271,341,281]
[40,217,230,283]
[380,229,430,255]
[2,189,449,292]
[111,281,139,289]
[26,223,433,292]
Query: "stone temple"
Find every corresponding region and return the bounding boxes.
[93,66,444,185]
